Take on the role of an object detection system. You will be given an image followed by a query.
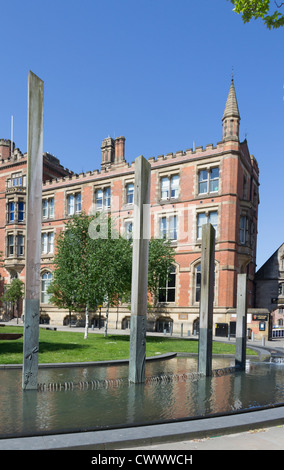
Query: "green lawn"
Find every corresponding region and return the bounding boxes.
[0,325,256,364]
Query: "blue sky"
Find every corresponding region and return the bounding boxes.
[0,0,283,269]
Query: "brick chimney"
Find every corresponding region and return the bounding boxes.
[0,139,14,159]
[114,136,125,163]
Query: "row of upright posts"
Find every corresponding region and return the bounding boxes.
[128,155,248,383]
[197,223,248,375]
[22,72,247,390]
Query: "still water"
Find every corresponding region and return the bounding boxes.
[0,356,284,438]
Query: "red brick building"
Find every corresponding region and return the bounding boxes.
[0,80,261,335]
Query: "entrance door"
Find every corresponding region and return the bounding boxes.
[215,323,228,337]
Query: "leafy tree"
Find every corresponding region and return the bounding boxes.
[229,0,284,28]
[49,213,102,338]
[49,212,176,338]
[88,215,132,336]
[2,278,24,324]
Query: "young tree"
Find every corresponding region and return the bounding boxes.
[229,0,284,28]
[50,213,176,338]
[88,215,132,336]
[2,278,24,324]
[50,213,102,338]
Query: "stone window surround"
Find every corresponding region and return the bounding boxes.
[158,169,180,203]
[190,257,219,307]
[154,209,178,242]
[93,180,112,211]
[41,230,55,256]
[6,196,25,224]
[195,205,219,242]
[42,194,55,220]
[6,172,26,188]
[157,262,179,306]
[6,230,25,258]
[40,270,53,304]
[196,162,221,198]
[65,188,82,216]
[124,218,133,240]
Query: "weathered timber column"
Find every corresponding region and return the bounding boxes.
[22,71,44,390]
[235,273,247,370]
[129,155,151,383]
[198,223,215,376]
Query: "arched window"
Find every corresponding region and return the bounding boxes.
[193,262,217,304]
[158,265,176,303]
[41,272,53,304]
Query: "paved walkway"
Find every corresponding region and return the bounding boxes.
[122,424,284,451]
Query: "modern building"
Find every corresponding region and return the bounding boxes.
[0,79,262,335]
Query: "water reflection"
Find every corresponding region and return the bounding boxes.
[0,357,283,438]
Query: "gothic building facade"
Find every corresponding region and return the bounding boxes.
[0,80,262,335]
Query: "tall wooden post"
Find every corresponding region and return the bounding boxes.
[129,155,151,383]
[235,273,247,370]
[22,71,44,390]
[198,223,215,376]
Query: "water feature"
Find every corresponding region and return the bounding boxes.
[0,355,284,439]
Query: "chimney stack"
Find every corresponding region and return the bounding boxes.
[114,136,125,162]
[0,139,14,159]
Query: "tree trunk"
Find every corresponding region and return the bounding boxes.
[84,302,89,339]
[104,300,109,337]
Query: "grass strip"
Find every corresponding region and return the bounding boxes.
[0,325,257,365]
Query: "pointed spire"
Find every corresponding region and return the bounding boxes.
[222,78,240,121]
[222,78,241,142]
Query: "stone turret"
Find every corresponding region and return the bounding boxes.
[222,79,240,142]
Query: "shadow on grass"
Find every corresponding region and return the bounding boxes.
[0,341,85,355]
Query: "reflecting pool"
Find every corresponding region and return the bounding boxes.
[0,356,283,438]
